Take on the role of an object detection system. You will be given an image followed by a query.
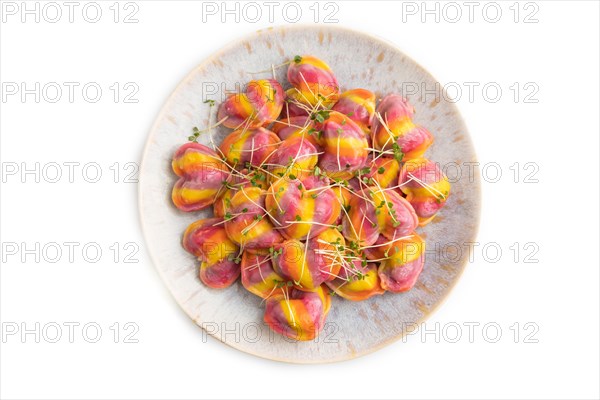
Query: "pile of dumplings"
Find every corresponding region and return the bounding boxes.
[171,55,451,341]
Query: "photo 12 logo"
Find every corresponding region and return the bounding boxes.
[2,322,140,344]
[1,241,140,264]
[400,1,540,24]
[1,82,140,104]
[401,321,540,343]
[200,321,340,344]
[201,1,340,23]
[400,81,540,104]
[1,1,140,23]
[1,161,139,184]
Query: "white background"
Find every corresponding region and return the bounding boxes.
[1,1,599,399]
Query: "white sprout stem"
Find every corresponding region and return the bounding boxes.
[360,235,414,250]
[239,186,282,226]
[241,217,261,236]
[407,173,446,199]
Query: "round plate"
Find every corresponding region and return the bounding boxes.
[139,25,480,363]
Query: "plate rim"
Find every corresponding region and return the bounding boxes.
[138,24,482,364]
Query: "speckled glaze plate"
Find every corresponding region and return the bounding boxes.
[139,25,480,363]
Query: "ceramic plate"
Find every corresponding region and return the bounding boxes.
[139,25,480,363]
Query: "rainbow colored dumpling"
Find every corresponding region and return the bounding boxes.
[399,158,450,226]
[287,55,340,109]
[172,143,230,212]
[270,116,320,147]
[364,233,426,292]
[316,111,369,179]
[217,79,284,129]
[272,228,344,290]
[223,187,283,249]
[263,285,331,341]
[342,187,418,246]
[265,176,340,241]
[332,88,376,135]
[326,260,384,301]
[241,250,286,299]
[371,94,433,160]
[182,218,240,288]
[267,135,319,183]
[219,127,280,168]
